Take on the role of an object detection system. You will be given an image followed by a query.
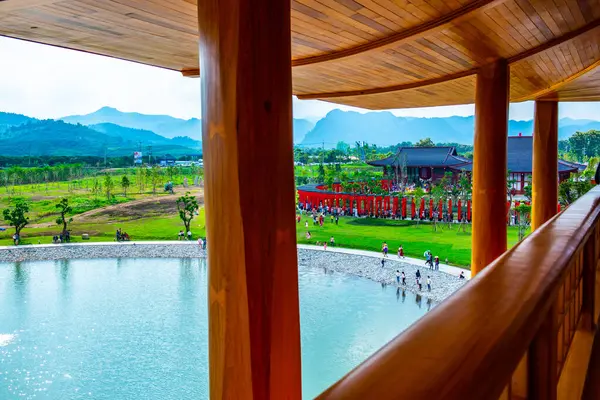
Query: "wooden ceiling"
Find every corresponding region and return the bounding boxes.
[1,0,599,109]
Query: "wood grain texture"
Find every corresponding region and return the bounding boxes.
[198,0,302,398]
[316,186,600,400]
[471,60,509,276]
[2,0,600,108]
[532,100,558,231]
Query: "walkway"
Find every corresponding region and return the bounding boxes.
[297,244,471,279]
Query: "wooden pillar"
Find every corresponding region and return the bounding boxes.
[472,59,509,276]
[532,100,559,231]
[198,1,301,399]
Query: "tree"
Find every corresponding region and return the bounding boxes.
[3,199,29,238]
[559,174,593,205]
[523,184,532,202]
[149,166,162,194]
[166,165,177,181]
[317,164,325,183]
[566,130,600,161]
[136,167,146,194]
[177,192,199,234]
[55,197,73,235]
[415,138,435,147]
[91,177,102,198]
[121,175,131,197]
[514,203,531,241]
[104,174,114,200]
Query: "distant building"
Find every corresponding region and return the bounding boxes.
[368,135,580,194]
[159,154,176,167]
[367,146,471,182]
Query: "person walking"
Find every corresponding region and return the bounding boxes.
[416,269,421,281]
[434,256,440,271]
[459,271,465,280]
[401,271,406,285]
[330,236,335,246]
[381,258,385,268]
[398,245,404,258]
[417,277,422,291]
[396,270,401,285]
[382,242,388,258]
[427,276,432,291]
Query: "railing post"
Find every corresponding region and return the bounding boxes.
[582,236,597,331]
[528,303,558,400]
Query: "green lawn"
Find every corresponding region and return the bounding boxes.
[296,215,525,268]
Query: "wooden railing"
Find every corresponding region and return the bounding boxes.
[317,186,600,400]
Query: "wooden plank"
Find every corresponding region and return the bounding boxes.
[292,0,503,66]
[198,0,301,399]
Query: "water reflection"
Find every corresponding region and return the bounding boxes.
[426,298,433,311]
[56,259,71,303]
[415,294,422,309]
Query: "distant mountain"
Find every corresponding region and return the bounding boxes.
[301,110,600,147]
[62,107,202,139]
[0,119,199,157]
[293,119,315,144]
[89,123,173,145]
[0,112,37,133]
[63,107,313,144]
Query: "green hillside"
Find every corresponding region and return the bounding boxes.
[0,119,198,157]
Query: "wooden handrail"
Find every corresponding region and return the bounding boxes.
[317,187,600,400]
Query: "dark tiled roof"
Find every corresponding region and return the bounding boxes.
[368,147,469,168]
[457,136,578,173]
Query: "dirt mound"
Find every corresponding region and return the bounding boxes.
[75,189,204,223]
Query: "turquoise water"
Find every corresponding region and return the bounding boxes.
[0,258,430,399]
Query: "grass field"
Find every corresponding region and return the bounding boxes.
[296,216,524,268]
[0,177,527,268]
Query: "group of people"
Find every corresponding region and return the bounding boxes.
[52,231,71,244]
[394,268,432,292]
[115,228,130,242]
[177,230,193,240]
[424,250,440,270]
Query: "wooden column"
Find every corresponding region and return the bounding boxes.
[532,100,559,231]
[472,60,509,276]
[198,1,301,399]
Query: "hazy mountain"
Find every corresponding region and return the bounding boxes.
[0,119,199,157]
[89,123,173,145]
[301,110,600,147]
[293,119,315,144]
[0,112,37,133]
[62,107,202,139]
[63,107,314,144]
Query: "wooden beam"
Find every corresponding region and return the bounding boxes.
[291,0,503,67]
[297,19,600,100]
[0,0,60,13]
[471,59,508,276]
[198,0,302,399]
[532,100,558,231]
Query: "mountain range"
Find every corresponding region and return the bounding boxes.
[0,107,599,157]
[300,110,600,148]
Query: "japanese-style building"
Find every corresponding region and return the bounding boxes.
[3,0,600,399]
[367,145,471,182]
[368,135,584,193]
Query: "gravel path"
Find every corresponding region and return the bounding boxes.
[0,242,466,303]
[297,249,467,303]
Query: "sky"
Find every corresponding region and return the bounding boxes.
[1,36,600,122]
